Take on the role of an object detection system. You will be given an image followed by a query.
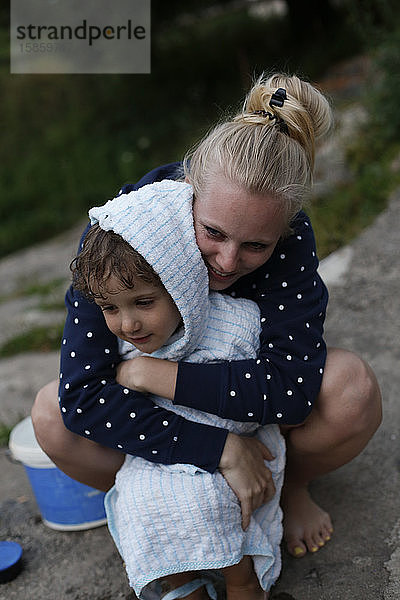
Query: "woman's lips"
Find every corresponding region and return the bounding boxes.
[207,262,237,282]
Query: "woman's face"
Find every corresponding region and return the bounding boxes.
[193,176,287,290]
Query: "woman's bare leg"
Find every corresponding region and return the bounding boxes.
[222,556,268,600]
[31,380,124,491]
[281,348,382,557]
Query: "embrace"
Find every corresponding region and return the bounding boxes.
[32,73,381,600]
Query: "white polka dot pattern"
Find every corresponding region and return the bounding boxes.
[58,169,327,464]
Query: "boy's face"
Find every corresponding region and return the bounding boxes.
[95,275,182,354]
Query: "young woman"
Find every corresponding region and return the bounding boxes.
[32,73,382,566]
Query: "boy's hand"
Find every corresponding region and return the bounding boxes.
[218,432,276,530]
[116,357,148,392]
[116,356,177,399]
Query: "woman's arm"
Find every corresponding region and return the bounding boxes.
[60,163,234,472]
[130,214,328,425]
[59,283,229,473]
[116,356,178,399]
[60,285,277,524]
[218,433,276,530]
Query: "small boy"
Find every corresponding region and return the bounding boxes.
[71,180,285,600]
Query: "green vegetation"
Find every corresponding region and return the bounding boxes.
[0,423,12,446]
[13,278,66,298]
[310,158,396,257]
[310,0,400,256]
[0,1,363,258]
[0,323,65,357]
[0,2,399,266]
[0,277,66,303]
[310,128,400,257]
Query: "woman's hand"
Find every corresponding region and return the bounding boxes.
[219,432,276,530]
[116,356,178,399]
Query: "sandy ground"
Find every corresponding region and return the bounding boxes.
[1,188,399,599]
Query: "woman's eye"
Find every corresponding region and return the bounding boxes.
[205,226,222,238]
[246,242,268,251]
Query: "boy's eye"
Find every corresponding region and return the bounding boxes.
[100,305,116,312]
[136,299,154,307]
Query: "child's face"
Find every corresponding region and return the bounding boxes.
[95,275,182,354]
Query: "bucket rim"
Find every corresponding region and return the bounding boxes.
[9,416,54,468]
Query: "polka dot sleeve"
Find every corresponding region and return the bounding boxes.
[174,213,328,425]
[58,162,229,474]
[59,284,228,473]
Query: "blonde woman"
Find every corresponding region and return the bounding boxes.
[32,74,382,582]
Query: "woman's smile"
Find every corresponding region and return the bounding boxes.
[204,260,237,282]
[193,176,286,290]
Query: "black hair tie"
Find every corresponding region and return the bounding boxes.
[269,87,287,108]
[251,108,289,135]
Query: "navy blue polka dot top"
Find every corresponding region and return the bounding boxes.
[59,163,328,473]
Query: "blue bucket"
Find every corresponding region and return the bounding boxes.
[9,417,107,531]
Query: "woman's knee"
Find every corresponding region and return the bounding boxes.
[318,348,382,435]
[31,380,68,457]
[32,380,59,426]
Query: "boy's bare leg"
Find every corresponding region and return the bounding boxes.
[162,559,269,600]
[160,572,208,599]
[31,380,124,491]
[281,348,382,557]
[222,556,268,600]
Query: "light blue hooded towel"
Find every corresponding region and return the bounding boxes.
[89,179,285,597]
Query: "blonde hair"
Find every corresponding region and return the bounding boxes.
[184,73,333,231]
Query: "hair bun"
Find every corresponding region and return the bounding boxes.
[185,71,333,234]
[239,73,333,168]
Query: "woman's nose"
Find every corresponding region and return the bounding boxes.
[216,244,239,273]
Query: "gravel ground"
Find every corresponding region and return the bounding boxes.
[1,65,399,597]
[1,190,399,599]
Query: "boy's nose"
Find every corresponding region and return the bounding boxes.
[121,315,141,335]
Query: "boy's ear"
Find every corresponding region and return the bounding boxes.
[184,176,190,183]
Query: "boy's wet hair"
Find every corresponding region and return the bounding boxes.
[71,223,162,300]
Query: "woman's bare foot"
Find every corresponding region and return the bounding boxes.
[281,484,333,557]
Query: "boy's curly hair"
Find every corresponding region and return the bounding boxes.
[71,224,162,300]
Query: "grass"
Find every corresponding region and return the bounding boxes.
[0,422,12,446]
[0,277,67,313]
[14,278,66,298]
[0,323,65,358]
[309,146,398,257]
[0,3,365,259]
[0,276,67,303]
